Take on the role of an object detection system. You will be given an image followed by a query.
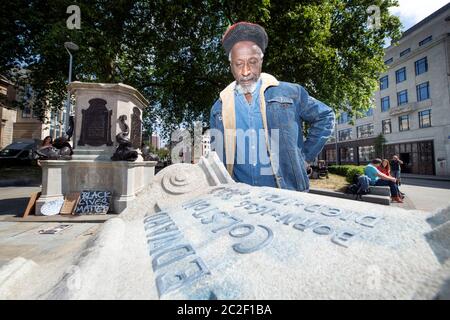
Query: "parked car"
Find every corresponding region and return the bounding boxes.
[0,140,39,166]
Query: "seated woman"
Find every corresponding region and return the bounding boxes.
[378,159,405,199]
[378,159,391,176]
[39,136,53,151]
[365,158,403,203]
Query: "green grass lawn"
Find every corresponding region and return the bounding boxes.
[309,173,348,192]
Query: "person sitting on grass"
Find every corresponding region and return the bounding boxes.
[365,158,403,203]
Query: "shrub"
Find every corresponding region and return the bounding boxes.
[345,166,365,183]
[328,165,365,183]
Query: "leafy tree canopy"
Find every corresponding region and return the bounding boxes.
[0,0,401,138]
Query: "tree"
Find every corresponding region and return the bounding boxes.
[156,148,170,162]
[1,0,401,138]
[144,142,170,161]
[374,133,386,158]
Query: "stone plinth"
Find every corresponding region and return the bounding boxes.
[35,81,155,215]
[68,82,148,161]
[36,159,157,214]
[30,152,448,300]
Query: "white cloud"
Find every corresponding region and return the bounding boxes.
[389,0,449,30]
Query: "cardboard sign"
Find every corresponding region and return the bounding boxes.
[74,190,112,215]
[23,192,41,218]
[40,199,64,216]
[60,193,80,215]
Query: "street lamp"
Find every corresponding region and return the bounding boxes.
[64,41,79,139]
[335,126,338,166]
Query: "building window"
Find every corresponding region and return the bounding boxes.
[395,67,406,83]
[380,76,389,90]
[357,124,374,139]
[399,115,409,131]
[49,111,55,138]
[415,57,428,75]
[49,122,54,138]
[57,111,64,137]
[356,108,374,119]
[340,147,355,162]
[337,112,349,125]
[326,149,336,162]
[419,109,431,128]
[358,146,375,163]
[419,36,432,46]
[24,85,33,99]
[397,90,408,106]
[400,48,411,57]
[32,108,39,118]
[381,97,390,112]
[416,82,430,101]
[22,106,32,118]
[382,119,392,134]
[338,128,352,142]
[384,58,393,65]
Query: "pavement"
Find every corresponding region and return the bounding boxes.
[0,221,99,266]
[0,186,41,218]
[397,177,450,212]
[402,173,450,181]
[0,186,107,276]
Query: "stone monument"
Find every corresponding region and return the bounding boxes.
[36,82,157,214]
[22,152,446,300]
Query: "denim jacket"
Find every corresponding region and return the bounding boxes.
[209,73,335,191]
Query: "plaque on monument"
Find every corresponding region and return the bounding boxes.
[130,107,142,149]
[78,98,113,147]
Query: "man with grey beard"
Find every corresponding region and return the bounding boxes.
[209,22,335,192]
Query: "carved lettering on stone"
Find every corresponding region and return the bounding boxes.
[143,211,211,297]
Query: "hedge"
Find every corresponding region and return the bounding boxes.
[328,165,366,184]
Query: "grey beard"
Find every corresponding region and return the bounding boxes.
[235,81,257,95]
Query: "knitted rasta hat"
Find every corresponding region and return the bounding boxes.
[222,22,268,55]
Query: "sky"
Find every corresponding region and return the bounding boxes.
[390,0,449,31]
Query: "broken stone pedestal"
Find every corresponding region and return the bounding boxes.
[37,159,155,214]
[34,152,449,300]
[36,82,156,214]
